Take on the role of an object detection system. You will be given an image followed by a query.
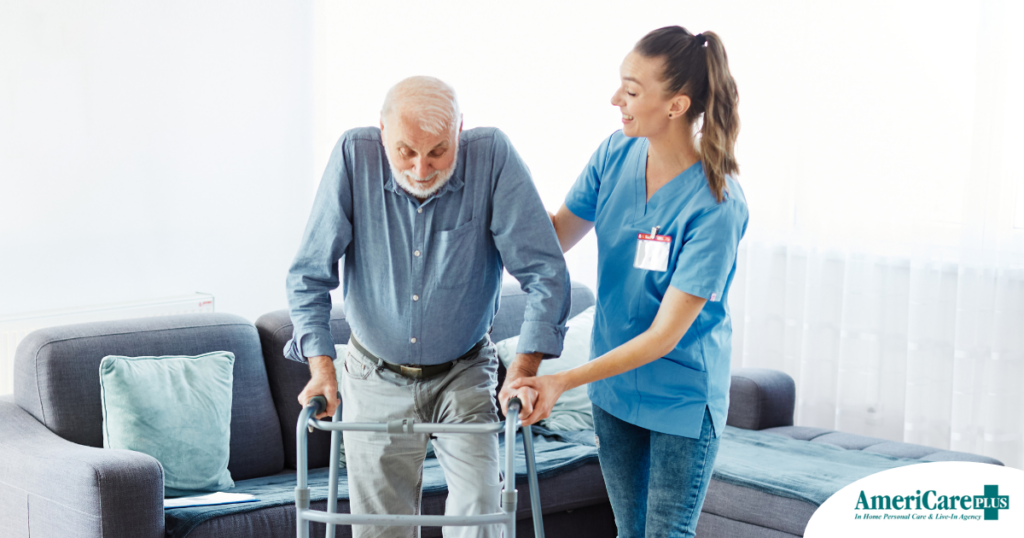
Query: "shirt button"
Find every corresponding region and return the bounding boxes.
[412,294,419,301]
[410,337,417,343]
[414,250,421,257]
[417,208,423,214]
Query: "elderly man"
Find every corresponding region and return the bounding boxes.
[284,76,570,537]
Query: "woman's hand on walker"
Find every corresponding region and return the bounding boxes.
[509,373,569,426]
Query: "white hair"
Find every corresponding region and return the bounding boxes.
[381,76,461,136]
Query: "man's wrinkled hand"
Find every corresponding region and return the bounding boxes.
[499,381,539,423]
[499,352,543,424]
[297,355,339,419]
[509,373,568,427]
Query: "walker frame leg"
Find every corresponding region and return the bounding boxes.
[326,400,342,538]
[522,424,545,538]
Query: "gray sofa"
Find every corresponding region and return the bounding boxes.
[696,371,1003,537]
[0,281,608,538]
[0,280,1002,538]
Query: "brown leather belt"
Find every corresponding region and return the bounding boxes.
[349,334,488,380]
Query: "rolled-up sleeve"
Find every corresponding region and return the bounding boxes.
[284,137,354,363]
[488,130,571,358]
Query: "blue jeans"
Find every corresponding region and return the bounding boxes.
[593,404,720,538]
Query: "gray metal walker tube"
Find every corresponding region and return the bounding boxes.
[326,400,342,538]
[522,425,545,538]
[503,398,521,537]
[296,395,543,536]
[295,395,327,538]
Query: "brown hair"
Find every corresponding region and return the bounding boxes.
[636,26,740,203]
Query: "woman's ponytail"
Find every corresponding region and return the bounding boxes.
[699,32,739,203]
[635,27,740,203]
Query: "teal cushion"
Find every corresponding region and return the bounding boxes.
[99,351,236,497]
[496,306,595,430]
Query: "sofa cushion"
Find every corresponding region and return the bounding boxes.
[919,449,1004,464]
[188,500,619,538]
[715,425,1004,535]
[181,460,608,538]
[14,313,284,481]
[697,509,803,538]
[715,426,919,507]
[760,425,833,441]
[860,441,940,459]
[256,307,353,470]
[762,426,1002,465]
[701,479,814,537]
[256,279,596,469]
[99,351,236,496]
[495,306,595,431]
[726,369,795,431]
[490,280,595,343]
[807,431,889,451]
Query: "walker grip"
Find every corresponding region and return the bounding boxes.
[508,396,522,415]
[308,395,328,415]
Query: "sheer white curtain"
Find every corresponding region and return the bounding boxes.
[316,0,1024,468]
[730,0,1024,469]
[731,247,1024,468]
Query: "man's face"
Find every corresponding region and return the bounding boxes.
[381,113,460,199]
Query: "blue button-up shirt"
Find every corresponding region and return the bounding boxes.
[285,126,570,366]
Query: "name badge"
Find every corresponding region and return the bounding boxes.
[634,227,671,272]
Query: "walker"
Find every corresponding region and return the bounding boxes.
[296,395,545,538]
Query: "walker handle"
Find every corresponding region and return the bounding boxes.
[308,395,328,415]
[507,396,522,416]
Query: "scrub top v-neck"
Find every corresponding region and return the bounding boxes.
[565,130,748,439]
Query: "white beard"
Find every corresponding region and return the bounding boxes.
[390,155,458,199]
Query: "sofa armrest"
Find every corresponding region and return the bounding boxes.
[0,396,164,538]
[726,368,795,431]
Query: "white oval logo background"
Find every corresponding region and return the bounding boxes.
[805,461,1024,538]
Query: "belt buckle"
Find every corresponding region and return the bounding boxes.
[399,365,424,379]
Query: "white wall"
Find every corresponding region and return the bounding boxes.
[316,0,1024,286]
[312,0,848,292]
[0,1,316,321]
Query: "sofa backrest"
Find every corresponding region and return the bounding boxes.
[14,313,285,481]
[256,279,596,470]
[492,280,595,342]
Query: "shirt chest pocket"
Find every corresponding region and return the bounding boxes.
[428,217,480,290]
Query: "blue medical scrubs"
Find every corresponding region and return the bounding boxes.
[565,130,748,439]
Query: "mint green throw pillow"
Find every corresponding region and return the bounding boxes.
[99,351,236,497]
[496,306,595,431]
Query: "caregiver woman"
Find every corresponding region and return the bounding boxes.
[510,26,747,538]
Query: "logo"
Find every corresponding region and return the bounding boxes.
[975,485,1011,521]
[804,461,1023,538]
[855,484,1010,521]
